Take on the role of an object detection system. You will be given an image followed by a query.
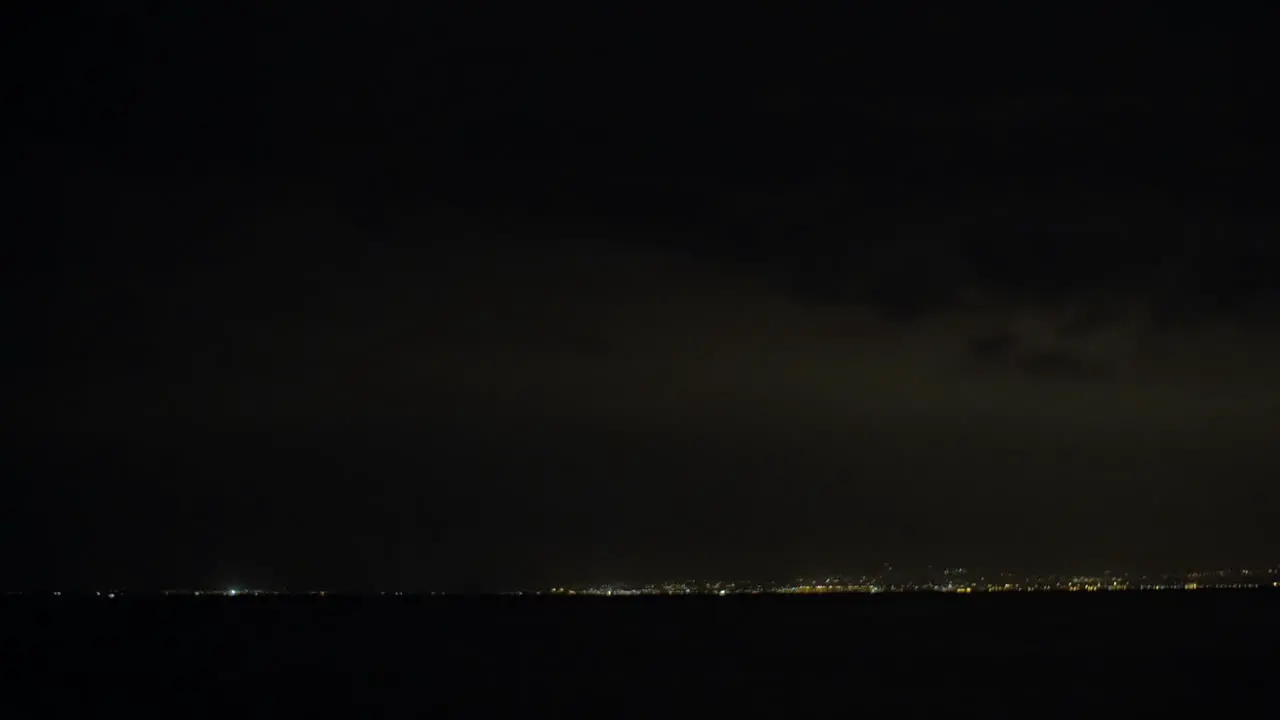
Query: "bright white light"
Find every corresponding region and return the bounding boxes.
[228,589,238,596]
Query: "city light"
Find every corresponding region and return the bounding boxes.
[536,566,1280,596]
[41,567,1277,598]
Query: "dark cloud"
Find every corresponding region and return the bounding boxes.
[12,8,1280,588]
[966,330,1020,363]
[1016,348,1110,381]
[9,174,1280,587]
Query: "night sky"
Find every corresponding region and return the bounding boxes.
[7,5,1278,591]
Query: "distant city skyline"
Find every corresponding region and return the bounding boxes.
[9,564,1279,598]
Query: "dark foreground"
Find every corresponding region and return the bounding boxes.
[4,591,1278,716]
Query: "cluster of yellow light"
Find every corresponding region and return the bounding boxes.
[779,584,878,594]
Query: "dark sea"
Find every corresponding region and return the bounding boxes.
[5,591,1277,716]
